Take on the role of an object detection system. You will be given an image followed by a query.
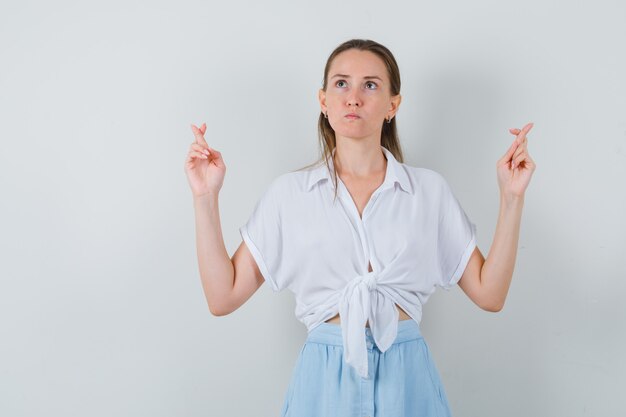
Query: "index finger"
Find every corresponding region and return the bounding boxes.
[512,123,533,145]
[190,124,208,146]
[519,122,534,137]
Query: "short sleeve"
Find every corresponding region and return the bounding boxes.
[239,178,285,292]
[436,176,477,291]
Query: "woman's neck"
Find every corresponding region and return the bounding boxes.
[333,141,386,180]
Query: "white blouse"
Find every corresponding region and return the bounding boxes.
[239,145,477,379]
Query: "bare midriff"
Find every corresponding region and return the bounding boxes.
[324,303,412,327]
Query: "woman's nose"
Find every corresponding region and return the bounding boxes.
[346,91,362,107]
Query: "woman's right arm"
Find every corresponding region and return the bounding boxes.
[186,123,265,316]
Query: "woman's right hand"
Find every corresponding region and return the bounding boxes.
[184,123,226,199]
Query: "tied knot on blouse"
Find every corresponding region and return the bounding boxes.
[362,270,378,291]
[338,268,399,379]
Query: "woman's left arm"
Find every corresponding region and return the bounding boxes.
[458,122,536,312]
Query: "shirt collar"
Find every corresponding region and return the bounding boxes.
[305,145,412,194]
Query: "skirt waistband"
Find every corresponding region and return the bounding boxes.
[306,319,423,347]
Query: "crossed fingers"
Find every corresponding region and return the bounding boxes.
[508,122,533,170]
[188,123,211,161]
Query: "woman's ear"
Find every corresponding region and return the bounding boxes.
[318,88,327,113]
[388,94,402,119]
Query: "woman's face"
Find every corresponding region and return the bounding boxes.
[319,49,401,141]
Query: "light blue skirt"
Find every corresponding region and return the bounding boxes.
[280,319,453,417]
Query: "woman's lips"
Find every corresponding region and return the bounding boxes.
[345,114,360,120]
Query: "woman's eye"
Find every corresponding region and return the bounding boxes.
[365,81,377,89]
[336,80,347,88]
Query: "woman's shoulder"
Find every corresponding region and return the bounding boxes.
[277,160,329,192]
[400,163,449,190]
[263,162,324,197]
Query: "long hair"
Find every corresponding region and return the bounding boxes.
[296,39,404,201]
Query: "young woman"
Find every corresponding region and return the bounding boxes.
[185,39,535,417]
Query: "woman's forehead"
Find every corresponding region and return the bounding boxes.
[329,49,387,79]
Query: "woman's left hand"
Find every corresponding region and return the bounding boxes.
[496,122,536,198]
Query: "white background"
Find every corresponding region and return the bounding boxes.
[1,0,625,416]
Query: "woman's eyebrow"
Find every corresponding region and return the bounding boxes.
[330,74,383,81]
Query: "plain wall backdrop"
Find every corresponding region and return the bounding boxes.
[1,0,625,416]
